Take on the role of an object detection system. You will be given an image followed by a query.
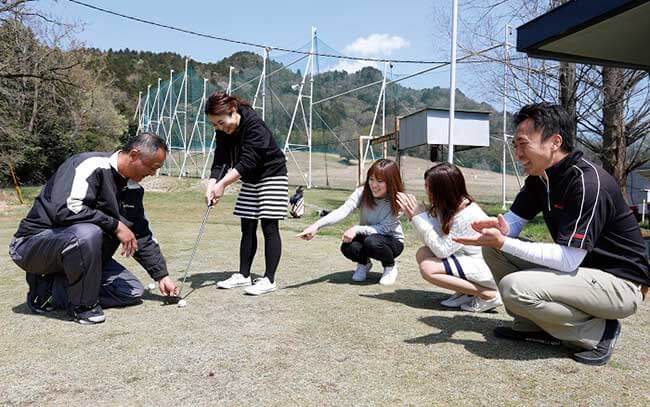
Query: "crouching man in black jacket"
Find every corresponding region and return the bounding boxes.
[8,132,178,324]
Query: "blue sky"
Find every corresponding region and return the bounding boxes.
[43,0,498,103]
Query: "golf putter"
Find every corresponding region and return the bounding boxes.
[165,167,226,305]
[164,203,214,305]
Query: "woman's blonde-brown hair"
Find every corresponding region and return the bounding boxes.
[361,159,404,216]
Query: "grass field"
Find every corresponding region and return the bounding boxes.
[1,180,649,406]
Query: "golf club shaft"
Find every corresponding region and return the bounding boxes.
[178,204,213,293]
[177,166,226,297]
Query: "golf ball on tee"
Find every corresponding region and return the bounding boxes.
[146,282,156,290]
[177,299,187,308]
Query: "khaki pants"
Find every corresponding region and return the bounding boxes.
[483,247,642,349]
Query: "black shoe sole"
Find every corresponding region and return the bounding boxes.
[571,321,621,366]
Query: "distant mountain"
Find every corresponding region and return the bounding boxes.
[100,49,509,172]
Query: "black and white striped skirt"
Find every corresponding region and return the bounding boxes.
[234,176,289,220]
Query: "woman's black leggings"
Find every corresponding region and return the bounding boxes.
[340,234,404,267]
[239,218,281,283]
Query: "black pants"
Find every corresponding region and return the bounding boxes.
[239,218,281,283]
[9,224,144,308]
[340,234,404,267]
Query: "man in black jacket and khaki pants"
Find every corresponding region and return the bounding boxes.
[8,132,178,324]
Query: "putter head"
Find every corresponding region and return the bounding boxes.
[162,295,181,305]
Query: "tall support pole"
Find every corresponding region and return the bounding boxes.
[139,86,151,133]
[308,27,315,188]
[447,0,459,164]
[180,76,208,178]
[134,91,143,134]
[134,91,142,122]
[183,58,189,177]
[201,78,207,154]
[154,78,162,134]
[382,62,388,159]
[253,48,268,120]
[283,28,316,188]
[363,61,389,174]
[227,66,234,95]
[502,25,510,209]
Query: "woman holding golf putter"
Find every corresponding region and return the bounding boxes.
[299,159,405,285]
[205,92,288,295]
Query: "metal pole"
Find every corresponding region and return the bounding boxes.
[502,25,509,209]
[183,58,189,177]
[308,27,316,188]
[227,66,234,95]
[263,48,268,120]
[447,0,459,164]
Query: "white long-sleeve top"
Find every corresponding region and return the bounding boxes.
[501,211,587,272]
[411,202,487,259]
[314,187,404,242]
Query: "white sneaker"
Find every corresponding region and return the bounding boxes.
[352,262,372,282]
[460,294,503,313]
[440,293,473,308]
[379,265,398,286]
[216,273,252,289]
[243,277,277,296]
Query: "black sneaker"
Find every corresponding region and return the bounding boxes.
[571,319,621,366]
[26,292,55,314]
[25,273,55,314]
[494,326,562,346]
[70,304,106,325]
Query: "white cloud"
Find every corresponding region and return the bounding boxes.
[330,59,379,73]
[344,34,410,57]
[325,33,410,73]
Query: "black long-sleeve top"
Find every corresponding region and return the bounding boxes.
[210,105,287,183]
[15,151,169,281]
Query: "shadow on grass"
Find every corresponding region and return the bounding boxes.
[284,270,386,289]
[142,270,239,304]
[405,314,569,361]
[359,289,460,311]
[11,303,71,322]
[362,289,567,361]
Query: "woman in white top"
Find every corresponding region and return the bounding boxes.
[397,163,501,312]
[299,159,405,285]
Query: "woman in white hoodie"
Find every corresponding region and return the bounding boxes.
[397,163,501,312]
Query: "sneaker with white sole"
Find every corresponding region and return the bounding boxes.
[440,292,473,308]
[352,262,372,282]
[243,277,277,295]
[379,265,398,286]
[70,304,105,325]
[217,273,252,289]
[460,294,502,313]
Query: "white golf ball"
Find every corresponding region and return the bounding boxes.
[146,282,156,290]
[177,299,187,308]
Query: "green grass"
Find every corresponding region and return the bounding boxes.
[1,183,649,406]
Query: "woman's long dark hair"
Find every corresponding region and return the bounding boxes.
[424,163,473,235]
[205,91,251,116]
[361,159,404,216]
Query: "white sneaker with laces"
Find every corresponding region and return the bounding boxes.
[440,293,473,308]
[243,277,277,295]
[216,273,252,289]
[352,262,372,282]
[460,294,503,313]
[379,265,398,286]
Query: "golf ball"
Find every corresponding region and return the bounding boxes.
[146,282,156,290]
[177,299,187,308]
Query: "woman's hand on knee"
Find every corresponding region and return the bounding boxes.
[341,227,357,243]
